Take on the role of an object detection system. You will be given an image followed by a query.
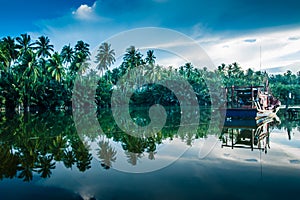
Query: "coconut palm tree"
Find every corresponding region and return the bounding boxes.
[0,41,10,70]
[16,33,34,55]
[183,62,193,79]
[21,50,40,83]
[61,44,75,67]
[74,52,90,75]
[2,36,19,67]
[19,50,40,110]
[74,40,90,59]
[123,46,144,69]
[47,52,65,82]
[34,36,54,58]
[145,50,156,65]
[95,42,116,78]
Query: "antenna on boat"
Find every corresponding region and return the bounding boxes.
[259,46,262,71]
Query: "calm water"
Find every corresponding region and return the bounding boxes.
[0,108,299,200]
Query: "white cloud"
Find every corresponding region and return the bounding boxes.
[200,26,300,71]
[32,0,300,74]
[72,3,97,21]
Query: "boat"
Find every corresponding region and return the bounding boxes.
[224,85,281,119]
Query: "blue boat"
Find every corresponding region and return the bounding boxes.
[224,86,281,119]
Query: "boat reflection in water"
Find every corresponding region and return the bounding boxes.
[220,115,281,153]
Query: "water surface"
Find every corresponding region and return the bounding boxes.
[0,108,299,200]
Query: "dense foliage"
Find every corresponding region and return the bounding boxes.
[0,34,299,112]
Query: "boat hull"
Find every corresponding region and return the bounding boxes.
[225,108,257,119]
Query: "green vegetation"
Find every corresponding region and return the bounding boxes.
[0,34,299,112]
[0,107,296,181]
[0,108,213,180]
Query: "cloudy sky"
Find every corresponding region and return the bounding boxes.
[1,0,300,72]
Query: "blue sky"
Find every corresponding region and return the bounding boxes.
[1,0,300,71]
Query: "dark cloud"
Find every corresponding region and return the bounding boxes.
[288,36,300,41]
[244,39,256,43]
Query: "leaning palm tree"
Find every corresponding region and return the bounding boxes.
[34,36,54,58]
[95,42,116,78]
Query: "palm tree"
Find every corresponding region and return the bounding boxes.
[72,41,90,76]
[2,36,19,67]
[48,52,65,82]
[145,50,156,65]
[95,42,116,77]
[0,41,10,70]
[34,36,54,58]
[21,50,40,83]
[123,46,144,69]
[74,52,90,75]
[61,44,75,66]
[19,50,40,110]
[74,40,90,59]
[183,62,193,79]
[16,33,34,55]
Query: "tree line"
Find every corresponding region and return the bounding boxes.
[0,34,299,112]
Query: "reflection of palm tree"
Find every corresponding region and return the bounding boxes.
[72,140,92,172]
[18,154,35,182]
[51,134,67,161]
[36,155,55,178]
[125,151,143,166]
[97,140,117,169]
[147,137,156,160]
[148,151,156,160]
[122,135,147,154]
[0,144,20,179]
[63,150,76,169]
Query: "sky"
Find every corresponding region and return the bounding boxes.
[1,0,300,72]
